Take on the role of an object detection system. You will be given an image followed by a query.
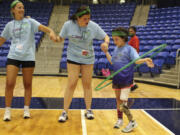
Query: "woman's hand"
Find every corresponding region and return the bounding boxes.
[101,42,109,53]
[49,31,57,42]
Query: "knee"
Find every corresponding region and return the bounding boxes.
[24,82,32,90]
[120,91,129,101]
[120,89,130,101]
[84,85,91,90]
[119,102,128,112]
[82,82,92,90]
[116,98,121,105]
[68,81,78,90]
[119,103,124,112]
[6,81,15,90]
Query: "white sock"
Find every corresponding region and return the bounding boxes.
[5,107,11,112]
[24,106,29,111]
[63,110,67,114]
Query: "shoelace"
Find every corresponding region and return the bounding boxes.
[62,112,67,117]
[126,121,134,129]
[117,120,122,124]
[87,110,92,114]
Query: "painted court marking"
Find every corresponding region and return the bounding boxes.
[141,109,175,135]
[81,110,87,135]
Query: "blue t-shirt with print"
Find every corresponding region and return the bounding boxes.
[1,18,40,61]
[59,20,106,64]
[111,44,139,88]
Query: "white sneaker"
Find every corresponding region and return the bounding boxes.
[85,110,94,120]
[3,110,11,121]
[58,111,68,122]
[122,120,137,133]
[24,110,30,119]
[114,119,123,128]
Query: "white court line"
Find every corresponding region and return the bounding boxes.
[141,109,175,135]
[140,108,180,111]
[81,110,87,135]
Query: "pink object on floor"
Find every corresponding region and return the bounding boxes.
[102,68,111,77]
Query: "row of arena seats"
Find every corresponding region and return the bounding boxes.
[60,51,178,75]
[69,3,136,28]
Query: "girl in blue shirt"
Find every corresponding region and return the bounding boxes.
[102,27,154,133]
[0,0,56,121]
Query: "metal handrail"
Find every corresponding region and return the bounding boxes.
[176,49,180,89]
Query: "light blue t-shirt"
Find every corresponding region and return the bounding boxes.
[111,44,139,88]
[59,20,106,64]
[1,18,40,61]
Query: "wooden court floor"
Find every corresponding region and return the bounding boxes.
[0,76,179,135]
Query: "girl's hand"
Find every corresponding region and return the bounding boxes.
[145,58,154,68]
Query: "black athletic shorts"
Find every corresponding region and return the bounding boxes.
[67,59,86,65]
[6,58,35,68]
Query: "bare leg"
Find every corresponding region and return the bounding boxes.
[4,65,19,121]
[5,65,19,107]
[114,90,123,119]
[81,64,93,110]
[22,67,34,106]
[64,63,80,112]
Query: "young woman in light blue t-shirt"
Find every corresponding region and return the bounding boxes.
[56,5,110,122]
[0,0,57,121]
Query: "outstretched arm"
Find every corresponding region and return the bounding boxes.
[101,44,112,64]
[135,58,154,68]
[105,52,112,65]
[56,36,64,43]
[38,25,57,42]
[101,35,110,52]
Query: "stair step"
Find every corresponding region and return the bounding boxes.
[154,77,178,84]
[162,70,178,75]
[34,5,69,74]
[160,74,178,79]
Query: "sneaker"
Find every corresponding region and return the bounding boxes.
[85,110,94,120]
[3,110,11,121]
[130,84,138,92]
[114,119,123,129]
[58,111,68,122]
[122,120,137,133]
[24,110,30,119]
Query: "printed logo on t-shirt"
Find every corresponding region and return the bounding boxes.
[22,22,29,28]
[71,30,91,40]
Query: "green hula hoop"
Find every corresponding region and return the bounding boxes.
[94,44,167,91]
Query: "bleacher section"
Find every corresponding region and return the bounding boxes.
[137,5,180,74]
[0,1,53,67]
